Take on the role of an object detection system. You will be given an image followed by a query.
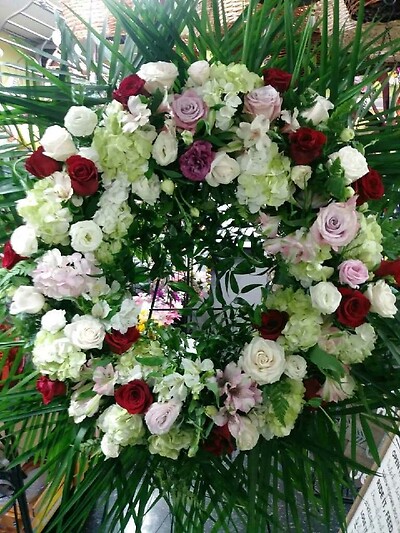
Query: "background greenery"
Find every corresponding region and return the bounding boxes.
[1,1,400,531]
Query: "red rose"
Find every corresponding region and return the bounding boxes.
[66,155,99,196]
[303,378,323,401]
[105,326,140,355]
[336,287,371,328]
[257,310,289,340]
[263,68,292,92]
[353,167,384,205]
[289,127,327,165]
[25,146,62,178]
[36,375,66,405]
[202,424,235,456]
[375,259,400,285]
[1,241,25,269]
[112,74,146,106]
[114,380,153,414]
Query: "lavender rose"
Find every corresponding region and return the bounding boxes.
[144,400,182,435]
[179,141,214,182]
[171,90,208,132]
[338,259,369,289]
[310,197,359,251]
[244,85,282,121]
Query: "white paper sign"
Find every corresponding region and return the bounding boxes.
[347,434,400,533]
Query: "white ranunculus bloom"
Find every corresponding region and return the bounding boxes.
[10,225,38,257]
[300,95,334,125]
[290,165,312,190]
[41,309,67,333]
[40,125,77,161]
[365,279,397,318]
[152,130,178,166]
[205,152,240,187]
[64,315,105,350]
[131,174,161,205]
[309,282,342,314]
[328,146,369,185]
[239,337,286,385]
[137,61,178,93]
[64,106,98,137]
[284,355,307,380]
[10,285,45,315]
[187,60,210,85]
[69,220,103,252]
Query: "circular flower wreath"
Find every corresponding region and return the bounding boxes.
[2,60,399,460]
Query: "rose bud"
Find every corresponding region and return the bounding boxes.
[36,375,66,405]
[256,309,289,340]
[202,424,235,456]
[353,167,384,205]
[112,74,146,106]
[1,241,25,269]
[262,67,292,92]
[25,146,63,178]
[336,287,371,328]
[375,259,400,285]
[105,327,140,355]
[289,127,327,165]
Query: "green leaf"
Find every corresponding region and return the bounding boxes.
[309,346,345,378]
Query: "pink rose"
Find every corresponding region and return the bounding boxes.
[310,197,359,251]
[338,259,369,289]
[171,90,208,132]
[244,85,282,121]
[144,400,181,435]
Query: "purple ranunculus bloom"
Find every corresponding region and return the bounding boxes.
[179,141,214,182]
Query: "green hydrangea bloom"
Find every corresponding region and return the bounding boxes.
[342,213,383,269]
[148,426,196,460]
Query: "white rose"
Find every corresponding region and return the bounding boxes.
[233,416,259,451]
[69,220,103,252]
[187,60,210,85]
[10,285,45,315]
[329,146,369,185]
[137,61,178,93]
[290,165,312,190]
[10,225,38,256]
[240,337,285,385]
[64,106,98,137]
[301,95,334,125]
[64,315,105,350]
[131,174,161,205]
[152,130,178,166]
[40,125,77,161]
[365,280,397,318]
[284,355,307,380]
[205,152,240,187]
[144,400,182,435]
[41,309,67,333]
[309,282,342,314]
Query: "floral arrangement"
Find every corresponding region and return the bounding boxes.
[1,58,399,466]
